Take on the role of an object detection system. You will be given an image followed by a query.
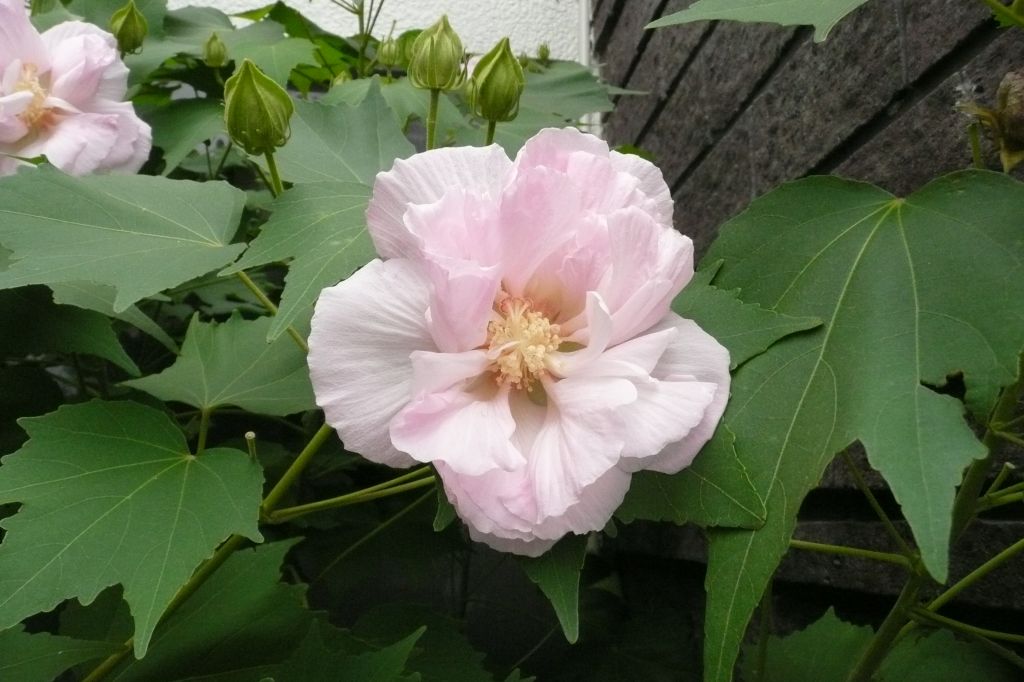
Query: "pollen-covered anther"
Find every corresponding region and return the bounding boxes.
[14,63,51,128]
[486,294,561,390]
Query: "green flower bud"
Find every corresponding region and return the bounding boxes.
[997,69,1024,152]
[469,38,525,123]
[397,29,422,68]
[223,59,294,156]
[203,32,228,69]
[408,15,465,91]
[537,43,551,65]
[109,0,148,56]
[378,38,401,68]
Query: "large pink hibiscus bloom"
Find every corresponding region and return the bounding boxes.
[308,128,730,556]
[0,0,151,176]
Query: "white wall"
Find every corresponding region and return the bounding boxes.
[167,0,590,63]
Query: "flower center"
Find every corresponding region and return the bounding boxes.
[486,292,561,390]
[14,64,51,128]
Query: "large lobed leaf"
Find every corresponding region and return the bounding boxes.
[0,626,120,682]
[124,314,314,416]
[269,80,415,185]
[221,182,375,341]
[520,534,588,643]
[647,0,870,42]
[0,401,263,657]
[699,171,1024,681]
[0,168,246,312]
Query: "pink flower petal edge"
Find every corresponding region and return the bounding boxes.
[0,0,151,176]
[308,128,731,556]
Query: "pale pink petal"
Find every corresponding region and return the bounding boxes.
[85,100,152,173]
[640,313,731,473]
[407,349,491,396]
[403,188,501,266]
[513,127,609,174]
[366,144,513,259]
[308,259,437,468]
[42,26,126,107]
[600,207,694,344]
[609,149,674,225]
[0,90,32,143]
[390,383,525,476]
[23,113,121,176]
[0,1,47,72]
[552,292,613,376]
[422,257,500,353]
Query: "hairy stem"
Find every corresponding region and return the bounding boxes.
[789,539,912,568]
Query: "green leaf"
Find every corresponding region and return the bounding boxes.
[0,168,246,312]
[124,314,314,416]
[740,608,871,682]
[233,37,318,87]
[49,281,177,353]
[880,629,1020,681]
[673,279,821,369]
[0,368,61,455]
[616,426,765,528]
[67,0,167,38]
[0,400,263,657]
[433,486,457,532]
[221,182,374,341]
[268,622,424,682]
[355,604,493,682]
[108,541,314,681]
[647,0,870,42]
[520,534,587,643]
[147,99,227,176]
[700,171,1024,681]
[0,627,120,682]
[270,80,415,185]
[0,287,138,376]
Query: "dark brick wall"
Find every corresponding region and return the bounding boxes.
[597,0,1024,620]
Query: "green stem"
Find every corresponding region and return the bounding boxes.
[931,536,1024,613]
[426,89,440,150]
[845,574,925,682]
[485,120,497,146]
[261,423,335,515]
[789,539,912,568]
[205,142,214,179]
[263,150,285,197]
[950,355,1024,540]
[994,430,1024,448]
[980,0,1024,27]
[270,476,436,523]
[985,462,1017,496]
[911,608,1024,644]
[841,451,917,559]
[213,141,233,178]
[233,271,309,353]
[979,490,1023,510]
[968,123,985,169]
[313,489,434,583]
[195,408,211,455]
[963,632,1024,672]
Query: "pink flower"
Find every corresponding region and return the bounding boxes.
[308,128,730,556]
[0,0,151,176]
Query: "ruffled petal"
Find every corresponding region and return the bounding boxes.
[78,99,151,173]
[307,258,437,468]
[0,1,47,73]
[23,112,121,176]
[609,149,674,225]
[42,25,126,107]
[513,127,609,174]
[640,313,731,473]
[366,144,513,259]
[600,207,694,344]
[390,382,526,476]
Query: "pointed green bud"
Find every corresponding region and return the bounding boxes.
[469,38,525,123]
[109,0,148,56]
[203,32,228,69]
[223,59,294,156]
[378,38,401,68]
[537,43,551,65]
[408,15,465,91]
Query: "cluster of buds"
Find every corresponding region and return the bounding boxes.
[109,0,147,56]
[960,69,1024,172]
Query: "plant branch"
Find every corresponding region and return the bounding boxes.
[911,607,1024,644]
[927,536,1024,613]
[845,574,925,682]
[233,271,309,353]
[789,538,912,568]
[261,422,336,514]
[269,475,437,523]
[841,450,917,559]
